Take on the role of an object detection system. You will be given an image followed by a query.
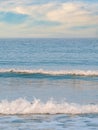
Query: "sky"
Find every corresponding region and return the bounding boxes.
[0,0,98,38]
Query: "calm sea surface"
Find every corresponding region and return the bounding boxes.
[0,38,98,130]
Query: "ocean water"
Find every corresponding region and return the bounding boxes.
[0,38,98,130]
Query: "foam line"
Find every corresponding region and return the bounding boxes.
[0,98,98,115]
[0,69,98,76]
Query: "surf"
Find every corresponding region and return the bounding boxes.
[0,98,98,115]
[0,69,98,79]
[0,69,98,76]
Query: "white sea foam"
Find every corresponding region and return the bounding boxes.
[0,98,98,115]
[0,69,98,76]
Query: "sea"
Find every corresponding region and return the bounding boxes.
[0,38,98,130]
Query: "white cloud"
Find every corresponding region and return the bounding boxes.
[0,1,98,37]
[0,1,98,24]
[46,2,98,24]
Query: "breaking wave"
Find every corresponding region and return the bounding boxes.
[0,98,98,115]
[0,69,98,77]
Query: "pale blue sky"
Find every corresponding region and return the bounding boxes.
[0,0,98,38]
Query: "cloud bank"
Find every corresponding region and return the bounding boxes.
[0,0,98,37]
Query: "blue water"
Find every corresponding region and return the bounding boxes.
[0,38,98,130]
[0,38,98,70]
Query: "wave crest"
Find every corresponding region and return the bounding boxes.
[0,98,98,115]
[0,69,98,76]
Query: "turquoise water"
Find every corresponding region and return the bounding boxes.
[0,38,98,130]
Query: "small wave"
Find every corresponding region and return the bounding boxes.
[0,98,98,115]
[0,69,98,76]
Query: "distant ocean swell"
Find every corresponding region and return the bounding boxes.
[0,69,98,78]
[0,98,98,115]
